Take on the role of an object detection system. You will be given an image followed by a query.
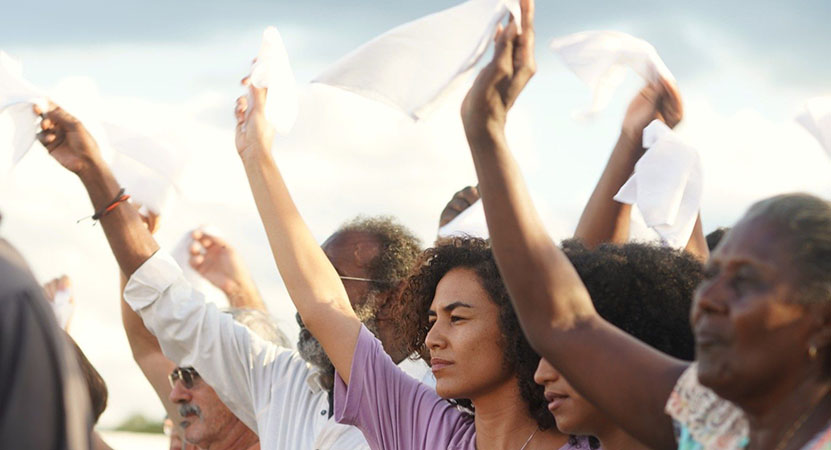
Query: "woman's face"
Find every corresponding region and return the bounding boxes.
[534,358,607,435]
[691,216,819,404]
[425,267,513,400]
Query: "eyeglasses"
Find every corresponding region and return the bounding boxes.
[339,275,385,283]
[169,367,200,389]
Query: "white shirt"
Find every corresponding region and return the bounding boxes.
[124,251,434,450]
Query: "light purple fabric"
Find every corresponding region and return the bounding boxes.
[334,325,595,450]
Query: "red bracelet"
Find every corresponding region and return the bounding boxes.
[78,188,129,224]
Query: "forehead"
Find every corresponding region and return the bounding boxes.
[430,267,494,310]
[711,216,793,269]
[322,231,378,264]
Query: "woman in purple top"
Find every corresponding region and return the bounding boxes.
[229,1,585,447]
[335,237,585,449]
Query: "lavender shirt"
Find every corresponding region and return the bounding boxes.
[334,325,595,450]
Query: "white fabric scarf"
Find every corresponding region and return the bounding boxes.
[549,30,675,118]
[0,51,47,170]
[614,120,703,249]
[249,26,299,135]
[796,95,831,159]
[314,0,520,120]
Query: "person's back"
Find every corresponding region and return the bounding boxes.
[0,238,92,449]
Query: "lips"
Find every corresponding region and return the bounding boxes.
[430,358,453,373]
[694,329,728,348]
[544,391,569,412]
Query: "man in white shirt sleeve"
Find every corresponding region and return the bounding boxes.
[125,216,433,450]
[35,102,434,450]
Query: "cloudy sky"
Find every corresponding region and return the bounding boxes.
[2,0,830,435]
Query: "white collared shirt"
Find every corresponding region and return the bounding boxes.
[124,251,434,450]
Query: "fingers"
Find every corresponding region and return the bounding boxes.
[58,274,71,291]
[519,0,535,37]
[659,77,683,128]
[189,253,205,270]
[491,19,518,78]
[457,185,481,205]
[235,96,248,124]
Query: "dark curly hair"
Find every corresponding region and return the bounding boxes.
[397,237,554,430]
[337,216,423,294]
[563,239,703,360]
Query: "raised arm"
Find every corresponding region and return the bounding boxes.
[460,2,687,448]
[574,80,681,247]
[234,81,361,383]
[188,230,267,311]
[35,105,158,277]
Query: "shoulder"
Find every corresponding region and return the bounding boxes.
[665,364,748,449]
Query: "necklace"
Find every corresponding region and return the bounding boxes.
[773,390,829,450]
[519,428,538,450]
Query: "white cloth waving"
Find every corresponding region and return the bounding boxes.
[249,26,299,135]
[549,31,675,118]
[796,95,831,159]
[614,120,703,249]
[0,51,48,170]
[314,0,520,120]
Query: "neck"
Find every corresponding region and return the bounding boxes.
[743,372,831,449]
[472,380,568,450]
[206,420,260,450]
[594,421,649,450]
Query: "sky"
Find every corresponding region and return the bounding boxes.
[2,0,830,437]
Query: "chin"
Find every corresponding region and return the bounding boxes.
[695,355,737,397]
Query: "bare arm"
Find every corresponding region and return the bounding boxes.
[188,230,267,311]
[460,3,686,448]
[234,83,361,383]
[574,80,683,249]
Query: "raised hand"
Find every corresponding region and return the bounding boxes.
[620,78,683,147]
[34,104,103,175]
[43,275,74,331]
[188,230,265,310]
[234,79,275,160]
[439,185,481,228]
[461,0,535,140]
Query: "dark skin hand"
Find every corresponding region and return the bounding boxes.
[573,80,709,262]
[460,3,686,449]
[438,185,481,228]
[34,104,158,279]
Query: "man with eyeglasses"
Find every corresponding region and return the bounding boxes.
[36,98,433,449]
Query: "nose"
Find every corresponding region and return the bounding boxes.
[168,380,192,404]
[691,277,729,324]
[534,358,560,386]
[425,319,447,351]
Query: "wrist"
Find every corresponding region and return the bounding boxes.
[464,118,507,149]
[617,129,645,156]
[239,143,274,167]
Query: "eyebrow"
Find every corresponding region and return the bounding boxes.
[428,301,473,316]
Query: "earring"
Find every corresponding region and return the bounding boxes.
[809,345,818,360]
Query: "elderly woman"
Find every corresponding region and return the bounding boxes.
[460,0,831,447]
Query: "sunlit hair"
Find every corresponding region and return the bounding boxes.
[397,236,554,430]
[336,216,423,294]
[744,193,831,305]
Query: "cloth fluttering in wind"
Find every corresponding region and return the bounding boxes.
[796,95,831,159]
[314,0,520,120]
[614,120,703,249]
[249,26,299,136]
[549,30,675,118]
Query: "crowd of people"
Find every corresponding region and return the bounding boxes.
[2,0,831,449]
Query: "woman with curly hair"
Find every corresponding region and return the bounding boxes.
[462,0,831,447]
[535,241,703,450]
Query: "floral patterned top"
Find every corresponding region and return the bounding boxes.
[665,364,748,449]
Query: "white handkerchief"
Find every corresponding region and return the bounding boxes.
[170,227,228,306]
[0,51,48,168]
[796,95,831,158]
[250,26,299,135]
[614,120,702,249]
[549,31,675,117]
[438,198,490,239]
[51,288,75,331]
[314,0,519,120]
[106,123,186,215]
